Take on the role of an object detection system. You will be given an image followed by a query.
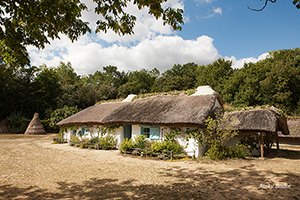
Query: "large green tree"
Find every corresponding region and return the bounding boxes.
[1,0,183,67]
[152,62,198,92]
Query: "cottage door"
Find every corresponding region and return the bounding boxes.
[123,125,132,139]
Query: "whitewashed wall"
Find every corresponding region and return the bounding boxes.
[62,125,202,158]
[62,125,123,147]
[159,127,201,158]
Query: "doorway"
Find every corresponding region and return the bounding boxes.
[123,124,132,140]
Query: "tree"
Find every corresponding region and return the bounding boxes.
[1,0,183,67]
[56,62,80,85]
[196,58,233,94]
[152,63,198,92]
[117,68,159,98]
[49,105,81,131]
[33,65,62,118]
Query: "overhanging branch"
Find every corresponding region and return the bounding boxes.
[248,0,277,11]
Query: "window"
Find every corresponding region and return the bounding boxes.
[72,129,77,136]
[78,127,89,137]
[141,126,160,140]
[142,127,150,138]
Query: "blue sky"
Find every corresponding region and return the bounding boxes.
[28,0,300,75]
[181,0,300,59]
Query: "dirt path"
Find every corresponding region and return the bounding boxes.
[0,134,299,199]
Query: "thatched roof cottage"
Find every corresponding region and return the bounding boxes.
[57,86,289,158]
[222,108,289,157]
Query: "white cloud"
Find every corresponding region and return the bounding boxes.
[29,35,220,75]
[225,53,269,69]
[80,0,185,44]
[195,0,216,5]
[203,7,222,19]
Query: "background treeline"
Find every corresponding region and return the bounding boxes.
[1,48,300,133]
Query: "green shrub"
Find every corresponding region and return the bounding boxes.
[89,136,101,144]
[99,134,118,150]
[120,138,135,153]
[151,141,184,153]
[165,141,184,153]
[150,141,164,152]
[70,135,80,145]
[206,144,250,160]
[205,144,231,160]
[134,135,147,148]
[238,135,260,153]
[7,112,30,134]
[232,144,250,158]
[53,133,66,144]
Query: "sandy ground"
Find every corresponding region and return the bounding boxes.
[0,134,299,200]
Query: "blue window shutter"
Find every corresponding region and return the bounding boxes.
[72,129,77,136]
[150,127,160,140]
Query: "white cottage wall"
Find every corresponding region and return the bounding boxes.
[62,125,123,146]
[132,125,141,139]
[159,127,200,158]
[62,125,201,158]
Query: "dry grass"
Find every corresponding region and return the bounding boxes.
[0,134,300,199]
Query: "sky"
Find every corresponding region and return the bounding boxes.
[28,0,300,75]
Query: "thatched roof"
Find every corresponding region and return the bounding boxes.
[24,113,46,135]
[102,95,218,127]
[278,119,300,138]
[222,108,289,135]
[57,94,221,127]
[56,101,129,127]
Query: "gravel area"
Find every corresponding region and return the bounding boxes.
[0,134,300,199]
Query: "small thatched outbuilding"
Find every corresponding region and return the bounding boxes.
[278,118,300,145]
[24,113,46,135]
[223,107,290,157]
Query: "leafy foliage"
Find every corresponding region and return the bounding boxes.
[150,140,184,153]
[2,48,300,133]
[206,143,250,160]
[1,0,90,67]
[119,138,135,153]
[69,134,118,150]
[53,133,66,144]
[49,106,81,132]
[1,0,183,67]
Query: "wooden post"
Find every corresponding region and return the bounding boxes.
[276,131,279,150]
[171,150,173,161]
[260,132,264,158]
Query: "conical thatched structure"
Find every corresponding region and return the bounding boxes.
[24,113,46,135]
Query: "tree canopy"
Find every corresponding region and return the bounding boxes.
[0,0,183,67]
[2,48,300,133]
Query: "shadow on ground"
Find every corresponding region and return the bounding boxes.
[267,148,300,159]
[1,166,299,200]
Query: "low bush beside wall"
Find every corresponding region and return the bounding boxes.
[69,134,118,150]
[120,135,188,160]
